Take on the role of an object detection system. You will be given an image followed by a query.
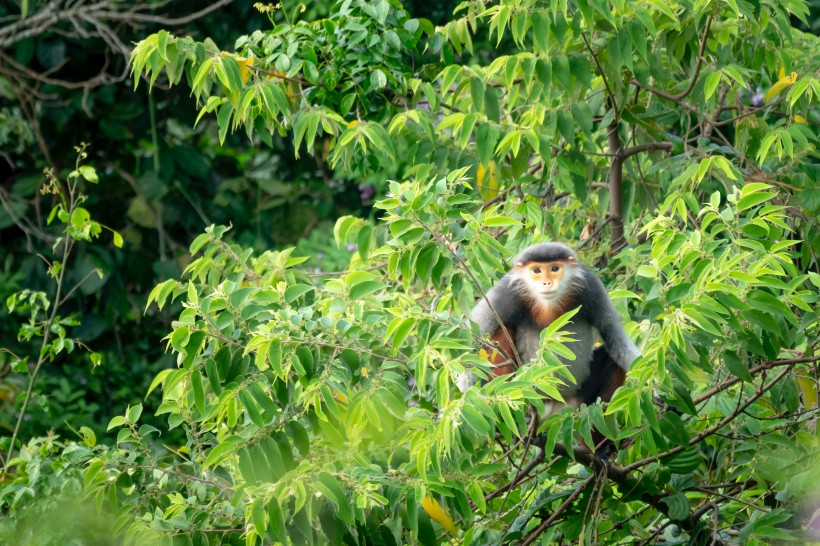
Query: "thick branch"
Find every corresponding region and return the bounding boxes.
[546,444,700,534]
[619,141,673,160]
[607,120,626,250]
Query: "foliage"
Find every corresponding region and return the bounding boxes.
[34,169,814,545]
[131,0,820,250]
[1,147,120,474]
[0,435,124,546]
[0,0,363,439]
[2,0,819,544]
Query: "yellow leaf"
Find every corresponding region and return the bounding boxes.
[360,366,368,377]
[763,70,797,103]
[794,115,807,124]
[286,81,300,100]
[478,348,500,361]
[347,120,359,128]
[421,496,458,535]
[477,160,500,201]
[239,56,254,84]
[796,375,818,409]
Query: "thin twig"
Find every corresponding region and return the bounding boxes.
[624,364,796,473]
[631,16,713,103]
[520,475,595,546]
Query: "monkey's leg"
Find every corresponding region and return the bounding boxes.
[577,346,626,458]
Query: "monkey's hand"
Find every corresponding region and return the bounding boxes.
[455,371,477,393]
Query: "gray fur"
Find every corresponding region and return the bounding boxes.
[514,242,577,264]
[575,267,642,368]
[459,242,640,392]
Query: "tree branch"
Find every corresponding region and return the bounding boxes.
[624,364,795,473]
[607,119,626,250]
[520,474,595,546]
[631,16,713,103]
[619,141,673,160]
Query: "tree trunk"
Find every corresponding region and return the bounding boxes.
[607,120,626,251]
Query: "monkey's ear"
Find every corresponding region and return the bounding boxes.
[567,256,578,264]
[514,261,525,269]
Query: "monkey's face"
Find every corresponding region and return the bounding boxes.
[518,260,571,301]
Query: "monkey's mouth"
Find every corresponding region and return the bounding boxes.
[538,289,560,299]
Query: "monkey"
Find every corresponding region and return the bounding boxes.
[458,242,640,410]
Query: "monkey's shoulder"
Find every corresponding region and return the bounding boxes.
[574,266,617,319]
[488,275,530,326]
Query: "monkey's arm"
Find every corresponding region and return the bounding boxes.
[457,276,522,392]
[470,275,523,335]
[578,268,641,371]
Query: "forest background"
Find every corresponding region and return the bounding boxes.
[1,0,819,544]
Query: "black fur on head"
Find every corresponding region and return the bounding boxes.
[514,242,577,265]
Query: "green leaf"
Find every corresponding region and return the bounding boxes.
[107,416,126,431]
[216,102,233,144]
[334,215,359,246]
[704,71,722,100]
[466,481,486,514]
[475,123,499,165]
[267,497,288,542]
[250,497,266,536]
[285,284,315,303]
[357,224,372,261]
[722,351,752,382]
[571,103,593,137]
[461,404,491,436]
[349,280,386,300]
[78,165,99,183]
[469,77,485,112]
[556,110,574,143]
[127,404,143,423]
[288,421,310,456]
[660,492,691,521]
[609,289,641,300]
[191,370,205,415]
[532,11,549,52]
[371,69,387,90]
[316,472,353,524]
[552,54,571,92]
[737,192,776,211]
[191,57,216,92]
[239,390,266,427]
[203,443,234,468]
[391,317,416,354]
[484,216,522,227]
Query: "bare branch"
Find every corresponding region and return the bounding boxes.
[520,474,595,546]
[619,141,673,160]
[631,16,713,103]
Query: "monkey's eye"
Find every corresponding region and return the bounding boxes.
[551,265,560,273]
[531,267,541,274]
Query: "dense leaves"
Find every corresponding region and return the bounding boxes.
[2,0,819,545]
[32,169,814,545]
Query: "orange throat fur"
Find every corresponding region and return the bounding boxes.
[528,298,565,328]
